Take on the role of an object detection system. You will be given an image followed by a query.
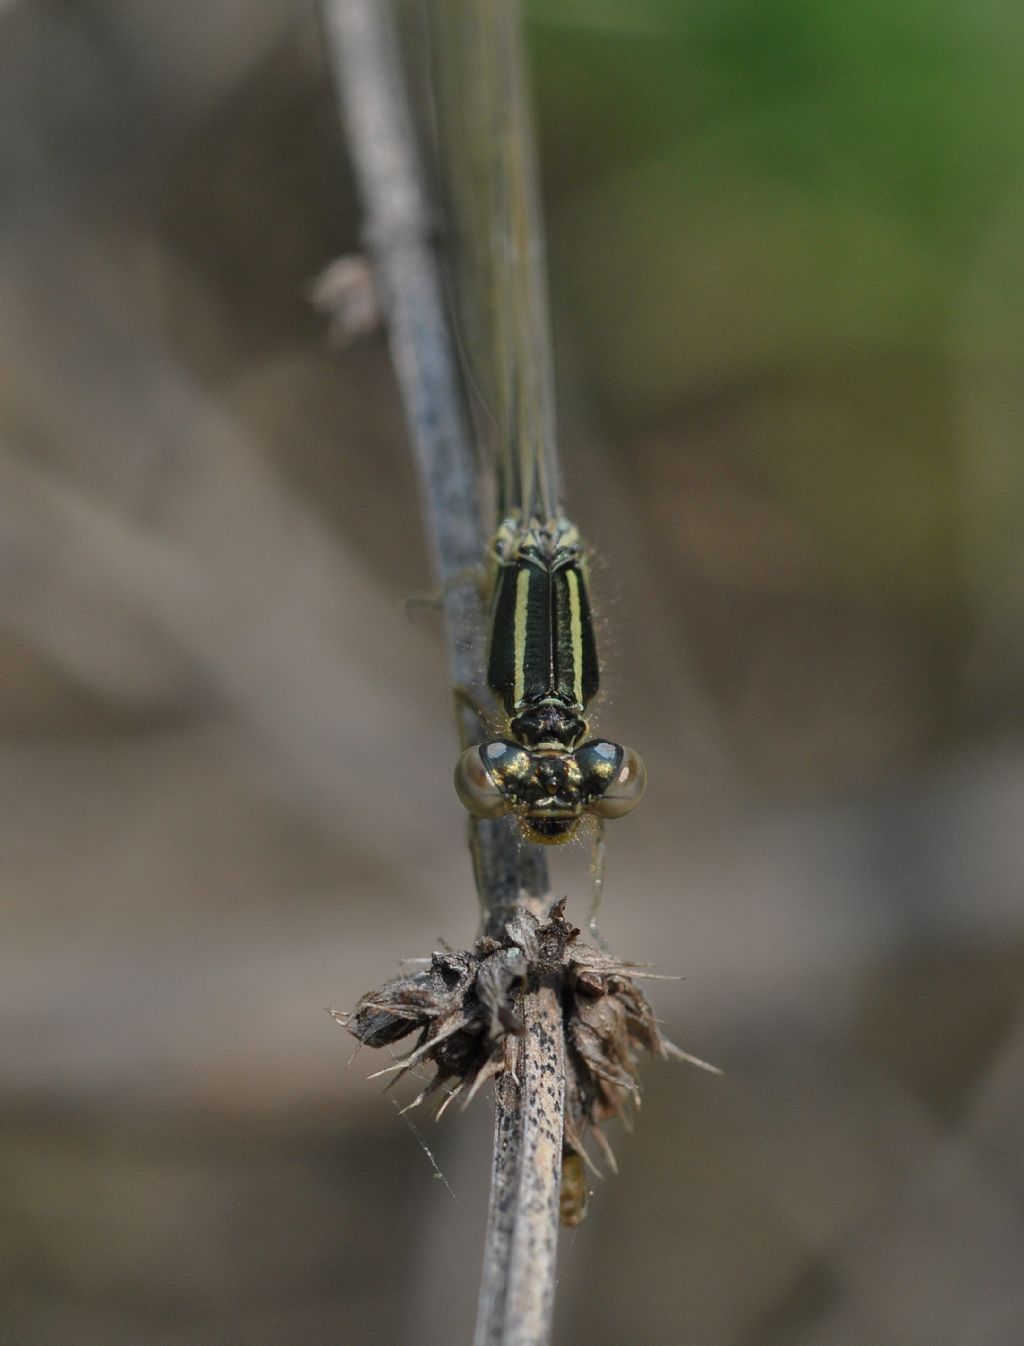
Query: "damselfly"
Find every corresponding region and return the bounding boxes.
[412,1,645,855]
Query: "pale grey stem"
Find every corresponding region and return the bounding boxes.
[476,979,565,1346]
[320,0,547,927]
[322,5,563,1346]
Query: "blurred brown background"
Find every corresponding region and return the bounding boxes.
[3,1,1024,1343]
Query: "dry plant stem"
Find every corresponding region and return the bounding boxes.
[477,980,564,1346]
[322,4,561,1344]
[320,0,547,923]
[320,0,481,693]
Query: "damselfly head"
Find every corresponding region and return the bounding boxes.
[454,738,646,843]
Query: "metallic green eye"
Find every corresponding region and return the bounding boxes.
[576,741,646,819]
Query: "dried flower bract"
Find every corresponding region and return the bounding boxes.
[331,899,717,1168]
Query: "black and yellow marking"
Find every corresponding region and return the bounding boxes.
[486,521,599,727]
[454,513,644,846]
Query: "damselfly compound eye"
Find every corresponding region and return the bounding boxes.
[576,741,647,819]
[454,745,509,818]
[454,742,531,818]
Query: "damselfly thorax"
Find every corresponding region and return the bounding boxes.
[455,512,645,844]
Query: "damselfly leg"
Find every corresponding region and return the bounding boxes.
[588,818,609,947]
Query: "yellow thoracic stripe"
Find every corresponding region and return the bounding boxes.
[513,567,531,706]
[565,566,584,707]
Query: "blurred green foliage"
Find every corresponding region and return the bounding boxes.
[522,0,1024,685]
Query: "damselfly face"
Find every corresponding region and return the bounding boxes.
[454,738,646,844]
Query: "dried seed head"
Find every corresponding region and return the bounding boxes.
[337,898,715,1201]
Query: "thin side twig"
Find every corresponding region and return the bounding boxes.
[321,3,562,1343]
